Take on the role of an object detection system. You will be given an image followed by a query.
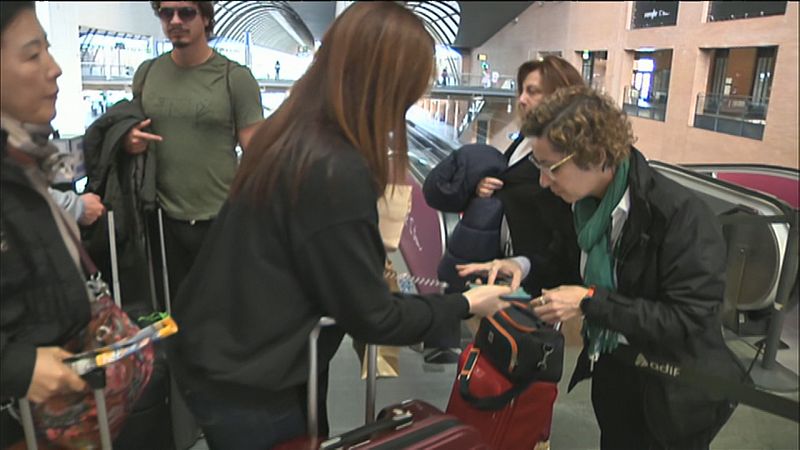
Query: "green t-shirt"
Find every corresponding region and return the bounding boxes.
[133,51,263,220]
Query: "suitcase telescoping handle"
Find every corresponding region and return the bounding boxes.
[307,317,378,441]
[106,210,122,308]
[18,368,113,450]
[156,208,172,315]
[319,411,413,450]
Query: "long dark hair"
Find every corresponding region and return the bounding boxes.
[230,2,434,203]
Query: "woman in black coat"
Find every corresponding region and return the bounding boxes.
[168,4,512,449]
[461,85,744,449]
[422,57,586,362]
[1,2,90,447]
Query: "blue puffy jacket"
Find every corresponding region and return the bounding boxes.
[423,144,508,292]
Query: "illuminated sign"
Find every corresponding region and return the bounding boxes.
[634,58,654,72]
[632,1,679,28]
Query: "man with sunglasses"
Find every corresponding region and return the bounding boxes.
[121,3,262,448]
[125,1,262,303]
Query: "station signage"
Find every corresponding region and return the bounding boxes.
[631,1,679,28]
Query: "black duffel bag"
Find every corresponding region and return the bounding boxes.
[474,301,564,384]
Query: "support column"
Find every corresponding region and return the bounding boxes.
[245,31,252,68]
[38,1,84,137]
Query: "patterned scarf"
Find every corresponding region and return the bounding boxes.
[0,114,72,183]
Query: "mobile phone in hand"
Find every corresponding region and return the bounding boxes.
[499,287,532,301]
[468,279,511,290]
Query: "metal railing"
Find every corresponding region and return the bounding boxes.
[81,62,135,80]
[437,72,516,91]
[696,93,769,122]
[622,85,667,122]
[693,93,768,140]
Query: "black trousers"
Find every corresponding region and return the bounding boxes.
[148,212,212,448]
[591,355,717,450]
[152,214,213,305]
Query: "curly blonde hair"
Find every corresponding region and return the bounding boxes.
[521,86,635,169]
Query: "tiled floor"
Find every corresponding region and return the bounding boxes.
[189,303,798,450]
[189,250,799,450]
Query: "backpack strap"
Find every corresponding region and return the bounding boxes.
[133,57,157,100]
[225,58,237,139]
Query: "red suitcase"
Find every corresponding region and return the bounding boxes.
[276,319,490,450]
[446,344,557,450]
[317,399,489,449]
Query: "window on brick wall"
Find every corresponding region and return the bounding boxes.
[694,46,777,140]
[623,49,672,122]
[577,50,608,93]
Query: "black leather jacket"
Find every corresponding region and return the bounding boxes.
[571,148,745,443]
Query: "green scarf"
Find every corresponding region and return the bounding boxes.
[573,157,630,365]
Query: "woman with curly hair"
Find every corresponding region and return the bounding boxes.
[460,85,744,449]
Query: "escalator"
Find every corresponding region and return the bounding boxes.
[650,161,798,391]
[396,121,461,294]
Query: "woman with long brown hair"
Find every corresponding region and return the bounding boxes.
[168,3,511,448]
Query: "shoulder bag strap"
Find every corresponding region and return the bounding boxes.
[54,209,100,277]
[457,347,534,410]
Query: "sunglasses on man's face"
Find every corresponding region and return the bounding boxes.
[158,7,199,22]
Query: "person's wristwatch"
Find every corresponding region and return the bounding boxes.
[579,285,596,314]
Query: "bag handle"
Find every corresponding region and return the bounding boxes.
[457,347,534,410]
[497,302,539,333]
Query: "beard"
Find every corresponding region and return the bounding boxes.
[168,27,191,48]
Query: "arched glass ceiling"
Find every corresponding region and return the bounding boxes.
[214,2,461,55]
[405,1,461,47]
[214,1,314,54]
[405,1,462,83]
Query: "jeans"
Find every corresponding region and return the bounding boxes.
[183,388,306,450]
[180,370,330,450]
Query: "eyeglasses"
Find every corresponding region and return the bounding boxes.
[528,152,575,180]
[158,7,198,22]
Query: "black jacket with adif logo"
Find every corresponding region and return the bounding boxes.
[570,147,745,445]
